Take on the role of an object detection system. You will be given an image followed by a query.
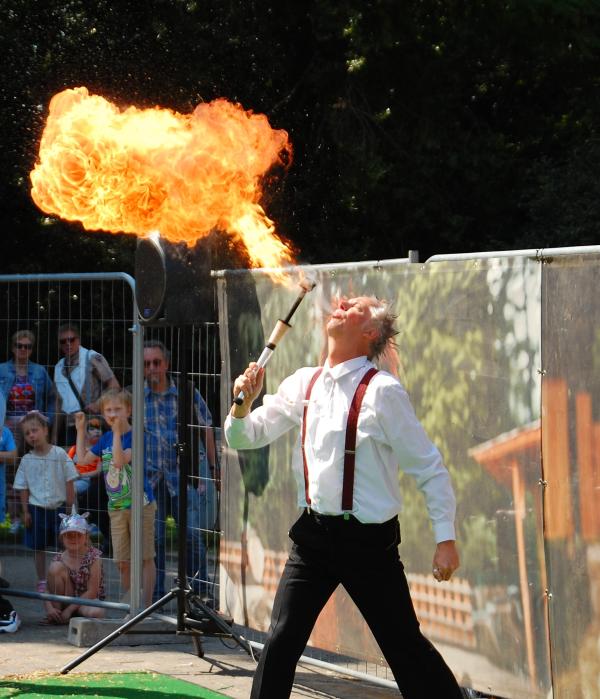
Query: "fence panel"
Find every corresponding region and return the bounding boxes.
[540,253,600,699]
[0,274,137,612]
[218,257,550,698]
[0,275,223,624]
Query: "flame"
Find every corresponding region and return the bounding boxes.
[30,86,294,272]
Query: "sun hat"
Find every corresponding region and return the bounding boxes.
[58,504,90,536]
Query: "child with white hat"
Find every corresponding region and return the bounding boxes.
[42,505,105,625]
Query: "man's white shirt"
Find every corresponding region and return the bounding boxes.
[224,355,456,542]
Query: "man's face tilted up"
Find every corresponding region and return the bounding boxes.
[326,296,379,358]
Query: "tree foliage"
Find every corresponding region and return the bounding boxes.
[1,0,600,273]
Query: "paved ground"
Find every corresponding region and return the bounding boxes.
[0,549,400,698]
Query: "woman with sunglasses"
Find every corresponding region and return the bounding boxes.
[0,330,56,532]
[0,330,56,451]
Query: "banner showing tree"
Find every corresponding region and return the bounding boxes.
[219,256,551,698]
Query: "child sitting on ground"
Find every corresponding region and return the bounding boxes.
[75,388,156,608]
[13,410,79,593]
[42,505,105,625]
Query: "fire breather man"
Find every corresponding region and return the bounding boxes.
[225,295,464,699]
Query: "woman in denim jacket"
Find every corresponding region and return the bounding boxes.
[0,330,56,449]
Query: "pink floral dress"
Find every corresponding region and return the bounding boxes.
[52,546,105,599]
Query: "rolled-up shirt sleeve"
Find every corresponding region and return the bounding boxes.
[378,381,456,543]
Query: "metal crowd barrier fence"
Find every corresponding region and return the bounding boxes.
[0,273,222,621]
[0,272,144,613]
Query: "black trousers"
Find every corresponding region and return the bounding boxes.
[250,510,463,699]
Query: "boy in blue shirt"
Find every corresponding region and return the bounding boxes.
[75,388,156,608]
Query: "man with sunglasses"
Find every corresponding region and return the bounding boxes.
[54,324,119,445]
[143,340,217,603]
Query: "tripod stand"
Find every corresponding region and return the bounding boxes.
[61,324,253,674]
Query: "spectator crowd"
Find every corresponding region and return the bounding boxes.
[0,326,218,629]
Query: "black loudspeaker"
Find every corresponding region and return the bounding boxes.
[135,236,213,325]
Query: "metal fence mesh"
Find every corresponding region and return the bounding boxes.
[0,274,222,622]
[0,276,135,607]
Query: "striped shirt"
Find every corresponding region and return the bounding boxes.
[144,380,212,495]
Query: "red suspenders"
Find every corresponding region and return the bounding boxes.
[342,367,378,511]
[301,367,378,512]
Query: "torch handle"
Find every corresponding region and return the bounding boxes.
[233,347,273,405]
[232,320,291,406]
[266,319,291,346]
[231,283,314,409]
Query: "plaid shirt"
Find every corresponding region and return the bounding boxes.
[144,380,212,496]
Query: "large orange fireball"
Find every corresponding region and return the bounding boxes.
[30,87,294,270]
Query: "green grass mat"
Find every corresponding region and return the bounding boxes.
[0,671,230,698]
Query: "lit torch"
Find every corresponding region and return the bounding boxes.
[233,279,317,405]
[29,86,312,364]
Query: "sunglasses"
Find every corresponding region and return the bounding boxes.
[144,359,163,368]
[15,343,33,350]
[59,336,78,345]
[87,422,102,431]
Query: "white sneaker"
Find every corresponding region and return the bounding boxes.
[8,519,21,535]
[0,611,21,633]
